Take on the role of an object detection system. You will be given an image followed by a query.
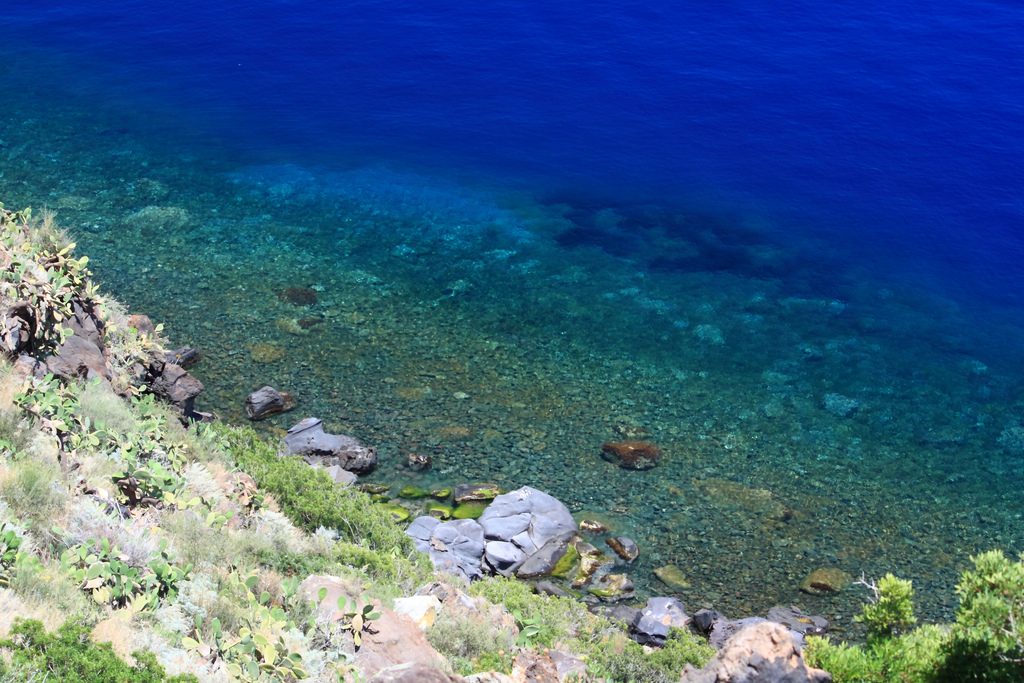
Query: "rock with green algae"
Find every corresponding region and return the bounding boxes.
[427,503,453,520]
[359,483,391,495]
[451,502,487,519]
[377,502,412,523]
[453,483,501,503]
[551,543,580,579]
[588,573,634,601]
[398,485,430,499]
[429,487,452,500]
[654,564,691,590]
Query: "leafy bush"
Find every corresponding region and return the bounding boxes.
[0,618,197,682]
[587,628,716,683]
[427,609,515,675]
[218,425,431,587]
[807,551,1024,683]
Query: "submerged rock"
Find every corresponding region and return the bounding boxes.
[587,573,634,601]
[799,567,852,595]
[600,440,662,470]
[654,564,690,590]
[283,417,377,475]
[245,385,295,420]
[606,536,639,563]
[453,483,502,503]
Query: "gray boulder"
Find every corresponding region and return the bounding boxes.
[767,605,830,637]
[406,517,485,581]
[283,417,377,474]
[680,621,831,682]
[483,540,525,575]
[478,486,575,577]
[631,596,689,646]
[246,385,295,420]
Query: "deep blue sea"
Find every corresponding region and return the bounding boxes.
[2,1,1024,621]
[4,0,1023,307]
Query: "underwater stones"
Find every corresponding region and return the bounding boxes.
[578,518,609,533]
[631,597,690,646]
[283,417,378,474]
[249,342,285,364]
[278,286,318,306]
[654,564,691,591]
[380,502,412,523]
[275,317,309,336]
[453,483,501,504]
[587,573,634,601]
[479,486,576,562]
[407,452,432,471]
[406,516,485,581]
[244,385,295,420]
[823,392,860,417]
[606,536,639,563]
[600,440,662,470]
[124,205,191,232]
[398,485,430,499]
[427,503,453,520]
[799,568,852,595]
[360,483,391,495]
[572,542,607,587]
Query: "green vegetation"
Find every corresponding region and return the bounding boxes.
[806,551,1024,682]
[0,618,197,682]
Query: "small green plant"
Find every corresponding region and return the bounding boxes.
[513,610,556,648]
[0,521,24,587]
[857,573,918,642]
[335,594,380,649]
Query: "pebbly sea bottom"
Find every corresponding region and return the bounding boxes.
[1,52,1022,640]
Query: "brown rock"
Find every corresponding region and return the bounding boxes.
[245,385,295,420]
[799,568,852,595]
[679,621,831,682]
[300,575,448,680]
[601,440,662,470]
[606,536,639,562]
[45,334,110,381]
[279,286,318,306]
[126,313,156,336]
[513,650,560,683]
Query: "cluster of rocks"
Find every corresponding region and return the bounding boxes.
[401,484,832,682]
[2,302,206,420]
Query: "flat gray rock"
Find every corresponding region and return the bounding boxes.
[632,596,690,646]
[406,516,485,581]
[283,417,377,474]
[484,540,525,575]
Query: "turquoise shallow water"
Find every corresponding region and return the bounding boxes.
[1,44,1023,635]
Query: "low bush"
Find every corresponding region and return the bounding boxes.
[0,618,197,682]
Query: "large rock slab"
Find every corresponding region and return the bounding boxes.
[631,596,689,646]
[479,486,576,576]
[680,621,831,682]
[283,417,377,474]
[406,516,485,581]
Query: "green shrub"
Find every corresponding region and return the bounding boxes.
[0,618,197,682]
[859,573,917,643]
[806,624,947,683]
[218,425,431,588]
[0,456,67,534]
[940,550,1024,682]
[470,576,594,646]
[426,609,516,675]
